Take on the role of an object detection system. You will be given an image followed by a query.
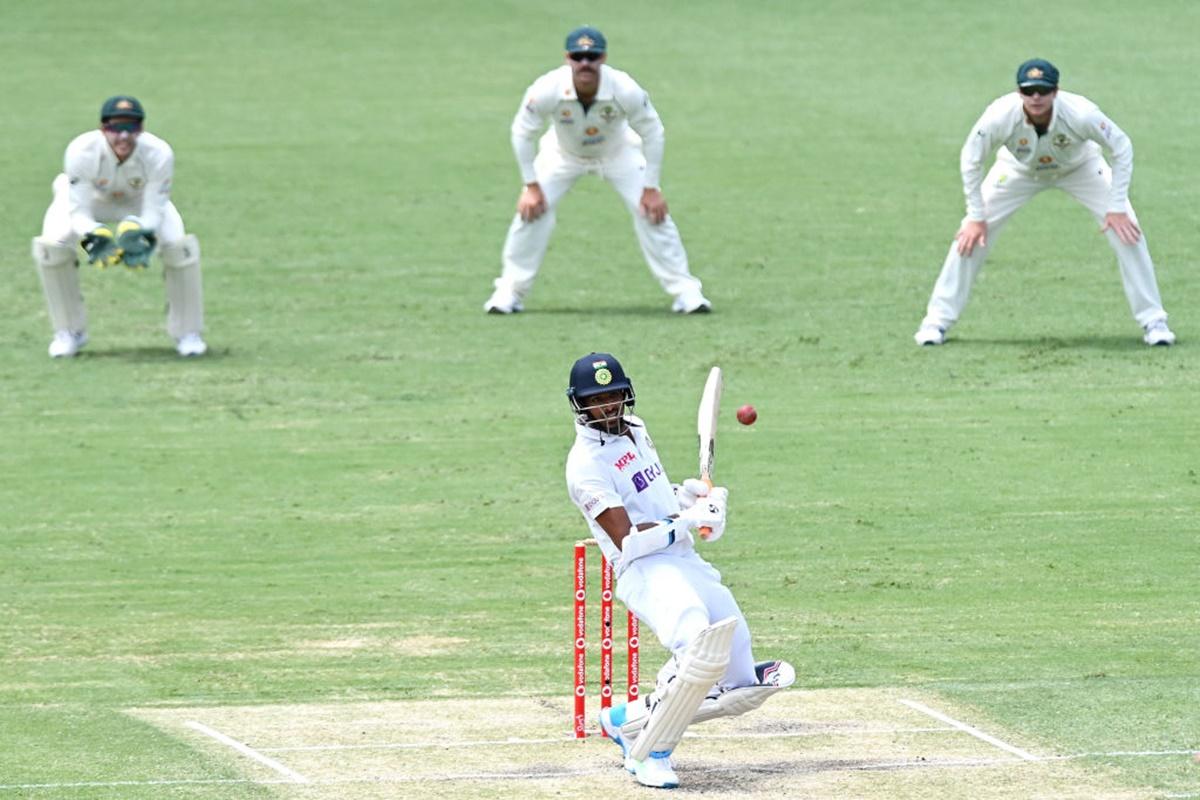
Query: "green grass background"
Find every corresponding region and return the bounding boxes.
[1,0,1197,796]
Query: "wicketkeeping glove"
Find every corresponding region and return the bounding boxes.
[115,219,157,269]
[673,478,711,510]
[678,486,729,541]
[81,226,122,268]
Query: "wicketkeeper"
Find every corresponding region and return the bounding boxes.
[32,95,207,358]
[565,352,794,789]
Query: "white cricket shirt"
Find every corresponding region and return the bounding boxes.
[960,90,1134,219]
[511,64,666,187]
[63,129,175,235]
[566,415,689,575]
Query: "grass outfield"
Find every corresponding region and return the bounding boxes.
[2,1,1198,797]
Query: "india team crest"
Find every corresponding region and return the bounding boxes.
[595,368,613,385]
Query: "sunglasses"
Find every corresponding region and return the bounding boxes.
[1019,86,1055,97]
[569,52,603,63]
[102,121,143,133]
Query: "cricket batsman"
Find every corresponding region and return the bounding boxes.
[565,352,794,789]
[32,95,207,358]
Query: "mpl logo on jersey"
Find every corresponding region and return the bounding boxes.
[631,463,662,493]
[613,451,637,471]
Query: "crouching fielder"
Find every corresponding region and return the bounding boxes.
[32,95,206,358]
[565,352,794,789]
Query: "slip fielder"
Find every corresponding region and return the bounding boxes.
[914,59,1175,347]
[484,27,710,315]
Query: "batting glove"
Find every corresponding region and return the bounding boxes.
[673,478,711,510]
[116,219,157,269]
[678,486,729,541]
[81,226,121,268]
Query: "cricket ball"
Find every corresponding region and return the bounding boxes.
[736,404,757,425]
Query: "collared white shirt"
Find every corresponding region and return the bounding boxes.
[960,90,1134,218]
[565,414,689,575]
[63,129,174,235]
[511,64,666,187]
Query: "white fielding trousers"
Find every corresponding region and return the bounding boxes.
[497,130,702,301]
[921,155,1169,330]
[617,549,756,691]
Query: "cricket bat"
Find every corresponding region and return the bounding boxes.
[696,366,724,539]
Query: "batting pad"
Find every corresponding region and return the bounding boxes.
[628,616,736,761]
[32,237,86,332]
[692,660,796,724]
[161,235,203,338]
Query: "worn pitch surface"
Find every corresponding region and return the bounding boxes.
[130,689,1153,799]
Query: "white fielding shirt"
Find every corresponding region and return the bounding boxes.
[961,90,1134,219]
[63,129,174,236]
[511,64,666,187]
[566,415,689,576]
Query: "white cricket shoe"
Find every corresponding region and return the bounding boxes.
[914,323,946,346]
[632,753,679,789]
[1143,320,1176,346]
[671,291,711,314]
[483,285,523,314]
[176,333,208,357]
[48,329,88,358]
[599,704,636,774]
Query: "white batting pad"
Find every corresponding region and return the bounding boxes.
[161,235,204,338]
[692,660,796,724]
[628,616,736,761]
[32,237,86,332]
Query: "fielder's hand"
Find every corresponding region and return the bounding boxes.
[517,183,547,222]
[1101,212,1142,245]
[81,226,122,268]
[673,478,711,510]
[116,219,157,269]
[639,188,668,225]
[679,486,729,541]
[956,219,988,256]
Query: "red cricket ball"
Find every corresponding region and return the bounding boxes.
[736,404,757,425]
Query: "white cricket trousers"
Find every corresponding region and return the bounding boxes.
[921,155,1169,330]
[496,130,702,301]
[617,549,756,691]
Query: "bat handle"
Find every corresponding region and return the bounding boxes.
[699,476,714,540]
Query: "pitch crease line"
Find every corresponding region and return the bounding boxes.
[899,699,1038,761]
[258,726,953,752]
[185,721,309,783]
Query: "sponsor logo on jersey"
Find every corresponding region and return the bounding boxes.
[614,451,637,471]
[1019,138,1029,146]
[95,179,109,188]
[582,494,601,513]
[631,463,662,493]
[582,135,607,146]
[586,126,599,135]
[1038,156,1054,164]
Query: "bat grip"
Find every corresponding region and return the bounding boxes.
[699,476,714,540]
